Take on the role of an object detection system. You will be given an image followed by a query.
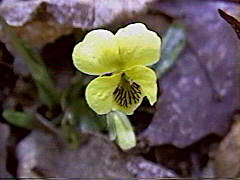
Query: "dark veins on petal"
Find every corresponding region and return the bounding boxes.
[113,82,142,108]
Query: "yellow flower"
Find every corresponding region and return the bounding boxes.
[72,23,161,115]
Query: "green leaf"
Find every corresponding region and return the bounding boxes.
[36,82,60,110]
[0,16,59,108]
[107,111,136,150]
[62,100,106,131]
[60,73,86,110]
[60,74,106,131]
[153,21,186,78]
[2,110,36,129]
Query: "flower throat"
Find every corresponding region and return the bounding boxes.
[113,73,142,108]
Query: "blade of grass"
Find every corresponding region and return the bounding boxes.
[2,110,36,129]
[0,16,59,108]
[153,21,186,79]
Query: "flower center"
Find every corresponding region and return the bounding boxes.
[113,73,142,108]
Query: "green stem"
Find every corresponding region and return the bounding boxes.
[0,16,60,108]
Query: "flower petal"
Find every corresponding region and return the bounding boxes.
[112,80,144,115]
[85,73,121,114]
[115,23,161,69]
[125,65,157,105]
[73,30,121,75]
[112,95,144,115]
[107,111,136,150]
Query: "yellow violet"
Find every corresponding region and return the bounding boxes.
[72,23,161,115]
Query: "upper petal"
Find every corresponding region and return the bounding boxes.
[85,73,121,115]
[125,65,157,105]
[115,23,161,69]
[73,30,121,75]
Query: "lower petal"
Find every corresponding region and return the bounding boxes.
[112,74,144,115]
[112,97,143,115]
[85,74,121,115]
[124,65,157,105]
